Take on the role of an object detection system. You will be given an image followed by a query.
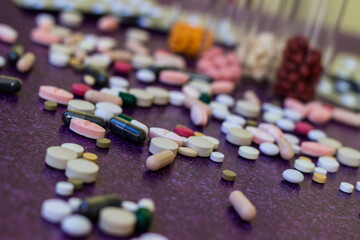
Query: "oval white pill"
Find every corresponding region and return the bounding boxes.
[41,199,72,223]
[49,52,69,67]
[68,197,82,211]
[317,156,339,173]
[138,198,155,213]
[221,121,241,134]
[65,159,99,183]
[263,111,282,123]
[276,118,295,132]
[61,214,92,237]
[238,146,259,160]
[225,114,246,127]
[201,136,219,150]
[283,133,299,145]
[314,167,327,175]
[308,129,326,141]
[94,108,114,121]
[109,76,129,89]
[136,69,156,83]
[282,169,304,184]
[210,152,224,163]
[169,91,185,106]
[259,142,279,156]
[96,102,122,115]
[212,107,230,120]
[283,108,303,122]
[56,181,74,197]
[215,94,234,107]
[339,182,354,193]
[294,159,315,173]
[61,143,84,158]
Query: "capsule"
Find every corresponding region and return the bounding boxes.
[199,93,211,104]
[109,116,146,143]
[135,208,152,232]
[85,65,109,87]
[117,113,148,134]
[77,194,122,220]
[146,150,175,171]
[119,92,137,107]
[7,44,24,66]
[0,75,22,94]
[229,190,257,221]
[62,110,106,128]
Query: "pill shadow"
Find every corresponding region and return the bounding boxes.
[310,181,325,189]
[142,167,173,182]
[227,206,252,231]
[220,179,235,188]
[0,94,18,103]
[279,180,301,193]
[337,191,353,198]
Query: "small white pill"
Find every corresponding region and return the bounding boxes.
[60,11,83,27]
[356,181,360,192]
[225,114,246,127]
[294,159,315,173]
[308,129,327,141]
[210,101,228,110]
[56,181,74,197]
[221,121,242,134]
[317,156,339,173]
[283,133,299,145]
[263,111,282,123]
[138,198,155,213]
[41,199,72,223]
[68,197,82,212]
[238,146,259,160]
[259,142,279,156]
[94,108,114,121]
[212,107,230,120]
[339,182,354,194]
[122,201,138,212]
[210,152,224,163]
[136,69,156,83]
[282,169,304,184]
[283,108,303,122]
[169,91,185,106]
[215,94,234,107]
[61,214,92,237]
[96,102,122,115]
[314,167,327,176]
[109,76,129,89]
[276,118,295,132]
[291,144,301,154]
[49,52,69,67]
[262,102,282,112]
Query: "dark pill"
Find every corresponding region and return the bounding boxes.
[84,65,109,87]
[62,110,106,128]
[0,75,22,94]
[7,44,23,66]
[109,116,146,143]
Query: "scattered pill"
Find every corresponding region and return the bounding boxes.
[339,182,354,194]
[83,152,98,163]
[356,182,360,192]
[294,159,315,173]
[62,110,106,128]
[61,214,92,237]
[68,100,95,114]
[16,52,35,72]
[277,137,295,160]
[221,121,242,134]
[258,123,283,140]
[282,169,304,184]
[149,137,178,156]
[44,101,57,111]
[56,181,74,197]
[0,23,18,43]
[39,86,74,105]
[129,88,154,107]
[109,117,147,143]
[276,118,295,132]
[235,100,260,118]
[191,105,208,126]
[68,197,82,211]
[245,126,275,144]
[187,136,213,157]
[226,128,253,146]
[0,75,22,94]
[85,90,122,106]
[225,114,246,127]
[96,138,111,149]
[60,11,83,27]
[317,156,339,173]
[178,147,197,157]
[283,133,299,145]
[216,94,234,107]
[41,199,72,223]
[337,147,360,167]
[146,150,175,171]
[145,86,170,105]
[65,159,99,183]
[99,207,136,237]
[169,91,185,106]
[45,146,77,170]
[122,201,138,213]
[61,143,84,158]
[201,136,220,150]
[159,70,189,86]
[7,44,23,66]
[222,170,236,181]
[259,142,279,156]
[308,129,327,141]
[295,122,313,135]
[238,146,259,160]
[210,152,224,163]
[137,69,156,83]
[138,198,155,213]
[301,141,335,157]
[67,178,83,190]
[229,190,256,221]
[317,137,342,151]
[312,173,326,184]
[70,118,106,139]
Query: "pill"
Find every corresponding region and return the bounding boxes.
[191,105,208,126]
[317,137,342,151]
[83,152,98,163]
[294,159,315,173]
[131,54,154,69]
[295,122,313,135]
[169,91,185,106]
[259,142,279,156]
[135,208,152,232]
[146,150,175,171]
[61,214,92,237]
[7,44,23,66]
[149,127,183,147]
[201,136,220,150]
[0,75,22,94]
[0,55,5,68]
[312,173,326,184]
[126,28,149,42]
[114,61,132,74]
[337,147,360,167]
[45,146,77,170]
[99,207,136,237]
[39,86,74,105]
[332,107,360,127]
[308,107,332,125]
[211,81,235,94]
[41,199,72,223]
[235,100,260,118]
[109,76,129,88]
[212,107,230,120]
[246,120,258,127]
[61,143,84,157]
[194,132,205,137]
[226,128,253,146]
[137,69,156,83]
[238,146,259,160]
[210,152,224,163]
[183,97,212,116]
[122,201,138,213]
[221,121,242,134]
[16,52,35,72]
[283,133,299,145]
[301,141,335,157]
[339,182,354,194]
[68,100,95,114]
[282,169,304,184]
[173,126,194,138]
[356,182,360,192]
[313,167,327,176]
[96,138,111,149]
[299,156,312,162]
[245,126,275,144]
[70,118,106,139]
[95,102,122,115]
[284,98,308,116]
[36,13,55,29]
[68,197,82,211]
[56,181,74,196]
[62,110,106,128]
[178,147,197,157]
[216,94,234,107]
[0,23,18,43]
[159,70,189,86]
[183,84,200,99]
[78,194,122,220]
[68,178,83,190]
[145,86,170,105]
[307,129,326,141]
[258,123,283,140]
[118,114,148,135]
[149,137,178,156]
[129,88,154,107]
[31,28,60,46]
[276,118,295,132]
[229,190,256,221]
[263,111,282,123]
[49,52,70,67]
[85,90,122,106]
[187,136,214,157]
[65,159,99,183]
[277,137,295,160]
[44,101,57,111]
[83,76,95,87]
[97,15,119,32]
[85,66,109,87]
[138,198,155,213]
[109,117,147,143]
[292,144,301,154]
[60,11,83,27]
[225,114,246,127]
[283,108,303,122]
[222,170,236,181]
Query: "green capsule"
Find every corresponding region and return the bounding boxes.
[199,93,211,104]
[135,208,152,232]
[119,92,137,107]
[117,113,133,122]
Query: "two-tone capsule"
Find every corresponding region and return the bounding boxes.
[77,194,122,220]
[0,75,22,94]
[109,116,146,143]
[62,110,106,128]
[117,113,148,134]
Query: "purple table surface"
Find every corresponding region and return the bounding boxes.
[1,1,360,240]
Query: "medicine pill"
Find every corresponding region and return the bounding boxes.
[61,214,92,237]
[61,143,84,158]
[99,207,136,237]
[178,147,197,157]
[210,152,224,163]
[222,170,236,181]
[259,142,279,156]
[339,182,354,194]
[187,136,213,157]
[39,86,74,105]
[129,88,154,107]
[238,146,259,160]
[41,199,72,223]
[226,128,253,146]
[122,201,138,213]
[16,52,35,72]
[277,137,295,160]
[137,198,155,213]
[301,141,335,157]
[229,190,257,221]
[282,169,304,184]
[312,173,326,184]
[78,194,122,220]
[44,101,57,111]
[109,117,147,143]
[149,137,178,156]
[146,150,175,171]
[68,100,95,114]
[65,159,99,183]
[62,110,106,128]
[96,138,111,149]
[56,181,74,196]
[337,147,360,167]
[70,118,105,139]
[135,208,152,232]
[149,127,183,147]
[235,100,260,118]
[0,75,22,94]
[308,129,326,141]
[314,167,327,175]
[45,146,77,170]
[317,156,339,172]
[294,159,315,173]
[7,44,23,66]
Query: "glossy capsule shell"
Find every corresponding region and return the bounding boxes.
[85,66,109,87]
[229,190,257,221]
[62,110,106,128]
[119,92,137,107]
[146,150,175,171]
[0,75,22,93]
[109,117,146,143]
[7,44,23,66]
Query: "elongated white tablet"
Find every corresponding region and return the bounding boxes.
[96,102,122,115]
[259,142,279,156]
[282,169,304,184]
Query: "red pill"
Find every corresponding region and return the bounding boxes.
[295,122,313,135]
[114,61,132,74]
[173,126,194,138]
[71,83,91,97]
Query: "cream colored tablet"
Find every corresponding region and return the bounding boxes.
[235,100,260,118]
[294,159,315,173]
[226,128,253,146]
[187,136,214,157]
[61,143,84,158]
[145,86,169,105]
[129,88,154,107]
[317,137,342,151]
[178,147,197,157]
[45,146,78,170]
[99,207,136,237]
[149,137,178,156]
[201,136,220,150]
[67,100,95,114]
[337,147,360,167]
[238,146,259,160]
[65,159,99,183]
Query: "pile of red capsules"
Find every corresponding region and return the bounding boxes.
[275,35,323,102]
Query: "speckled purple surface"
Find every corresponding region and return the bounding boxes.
[1,1,360,240]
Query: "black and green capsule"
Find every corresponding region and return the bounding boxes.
[0,75,22,94]
[62,110,106,128]
[109,116,146,143]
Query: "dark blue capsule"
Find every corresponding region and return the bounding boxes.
[62,110,106,128]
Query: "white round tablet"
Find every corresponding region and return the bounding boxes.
[210,101,228,111]
[201,136,219,150]
[221,121,241,134]
[45,146,78,170]
[317,156,339,173]
[314,167,327,176]
[283,108,303,122]
[337,147,360,167]
[307,129,326,141]
[215,94,234,107]
[68,100,95,114]
[122,201,138,213]
[339,182,354,193]
[210,152,225,163]
[169,91,185,106]
[263,111,282,123]
[262,102,282,112]
[99,207,136,237]
[282,169,304,184]
[94,108,114,121]
[68,197,82,211]
[136,69,156,83]
[138,198,155,213]
[187,136,214,157]
[109,76,129,89]
[294,159,315,173]
[61,143,84,157]
[238,146,259,160]
[212,107,230,120]
[95,102,122,115]
[276,118,295,132]
[65,159,99,183]
[56,181,74,196]
[259,142,279,156]
[283,133,299,145]
[41,199,72,223]
[225,114,246,127]
[61,214,92,237]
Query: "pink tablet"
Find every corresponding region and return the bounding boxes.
[39,86,74,105]
[69,119,105,139]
